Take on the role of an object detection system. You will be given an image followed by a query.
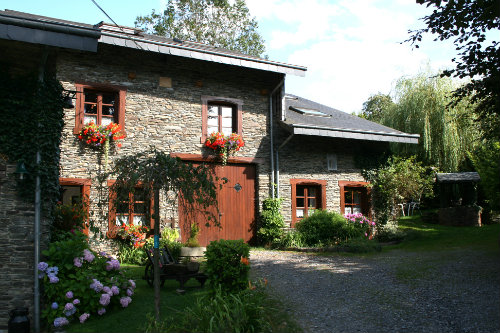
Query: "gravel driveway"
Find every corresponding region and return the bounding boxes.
[250,248,499,333]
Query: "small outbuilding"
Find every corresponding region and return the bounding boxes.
[436,172,481,226]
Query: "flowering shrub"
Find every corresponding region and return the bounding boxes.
[204,132,244,165]
[344,213,376,238]
[39,232,135,329]
[116,224,148,248]
[205,239,250,293]
[51,201,88,240]
[77,121,124,148]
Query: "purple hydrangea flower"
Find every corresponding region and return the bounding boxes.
[73,299,80,305]
[64,307,76,317]
[103,286,111,295]
[66,291,73,299]
[53,317,69,327]
[128,280,136,290]
[48,275,59,284]
[46,266,59,275]
[64,303,75,311]
[126,288,133,297]
[105,259,120,271]
[97,308,106,316]
[74,257,83,267]
[51,302,58,310]
[37,262,48,272]
[111,286,119,295]
[79,313,90,323]
[119,296,132,308]
[90,279,103,293]
[99,293,111,306]
[83,249,95,262]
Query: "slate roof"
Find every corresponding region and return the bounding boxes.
[280,94,420,144]
[436,172,480,183]
[0,10,306,76]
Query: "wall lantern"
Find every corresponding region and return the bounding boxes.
[15,161,28,180]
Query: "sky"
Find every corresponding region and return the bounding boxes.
[1,0,459,114]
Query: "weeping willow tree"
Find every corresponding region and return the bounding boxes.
[381,71,481,172]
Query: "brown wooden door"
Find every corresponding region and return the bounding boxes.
[179,163,256,246]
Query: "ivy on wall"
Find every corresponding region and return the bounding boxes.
[0,65,65,212]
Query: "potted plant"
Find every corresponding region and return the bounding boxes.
[180,223,206,258]
[204,132,244,165]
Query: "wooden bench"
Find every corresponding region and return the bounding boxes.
[143,246,207,290]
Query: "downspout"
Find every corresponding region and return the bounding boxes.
[269,78,284,198]
[34,46,49,333]
[275,133,294,198]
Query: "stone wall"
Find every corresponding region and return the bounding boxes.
[56,45,281,251]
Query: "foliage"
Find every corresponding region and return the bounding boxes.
[204,239,250,293]
[116,224,149,248]
[469,140,500,212]
[379,71,482,172]
[257,197,285,246]
[407,0,500,136]
[344,213,377,238]
[39,233,135,330]
[274,229,304,249]
[0,67,64,211]
[360,93,395,123]
[375,223,407,243]
[51,201,89,240]
[295,210,365,247]
[135,0,266,57]
[364,156,434,226]
[204,132,245,165]
[185,223,201,247]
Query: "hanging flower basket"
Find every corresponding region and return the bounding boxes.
[77,122,125,169]
[205,132,244,165]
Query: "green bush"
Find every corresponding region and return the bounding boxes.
[296,210,364,246]
[205,239,250,293]
[375,223,407,243]
[257,197,285,246]
[274,229,304,249]
[39,232,135,330]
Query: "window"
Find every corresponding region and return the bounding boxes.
[201,96,242,141]
[73,83,126,134]
[59,178,91,235]
[339,181,370,216]
[290,179,327,225]
[107,181,152,236]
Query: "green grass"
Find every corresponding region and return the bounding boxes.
[384,215,500,253]
[65,264,301,333]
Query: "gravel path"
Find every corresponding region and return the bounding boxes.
[250,248,500,333]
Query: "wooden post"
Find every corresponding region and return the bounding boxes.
[153,188,160,322]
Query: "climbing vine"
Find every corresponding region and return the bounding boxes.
[0,65,65,212]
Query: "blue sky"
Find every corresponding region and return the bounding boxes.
[2,0,459,113]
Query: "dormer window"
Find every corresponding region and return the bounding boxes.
[289,106,330,117]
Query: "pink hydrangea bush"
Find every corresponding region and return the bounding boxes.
[39,232,136,329]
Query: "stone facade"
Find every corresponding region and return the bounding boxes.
[56,44,281,250]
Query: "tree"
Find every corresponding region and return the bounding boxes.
[109,148,219,321]
[406,0,500,138]
[379,71,481,172]
[360,93,395,123]
[135,0,266,57]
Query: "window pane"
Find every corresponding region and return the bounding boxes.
[102,105,115,116]
[208,105,218,116]
[296,209,304,218]
[116,214,128,226]
[101,117,112,126]
[296,198,304,207]
[221,117,232,128]
[134,203,146,214]
[353,206,362,214]
[353,191,361,204]
[84,103,97,114]
[84,92,97,103]
[84,115,97,124]
[308,198,316,208]
[207,116,218,126]
[296,186,305,197]
[117,202,128,214]
[345,191,352,204]
[207,126,219,135]
[345,206,352,214]
[133,215,145,226]
[102,93,115,105]
[221,127,232,136]
[221,106,232,117]
[308,187,316,196]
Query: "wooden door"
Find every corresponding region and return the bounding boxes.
[179,163,256,246]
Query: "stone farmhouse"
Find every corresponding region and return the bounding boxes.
[0,9,418,328]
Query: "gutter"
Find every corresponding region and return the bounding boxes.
[269,79,284,198]
[0,13,101,38]
[275,133,294,198]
